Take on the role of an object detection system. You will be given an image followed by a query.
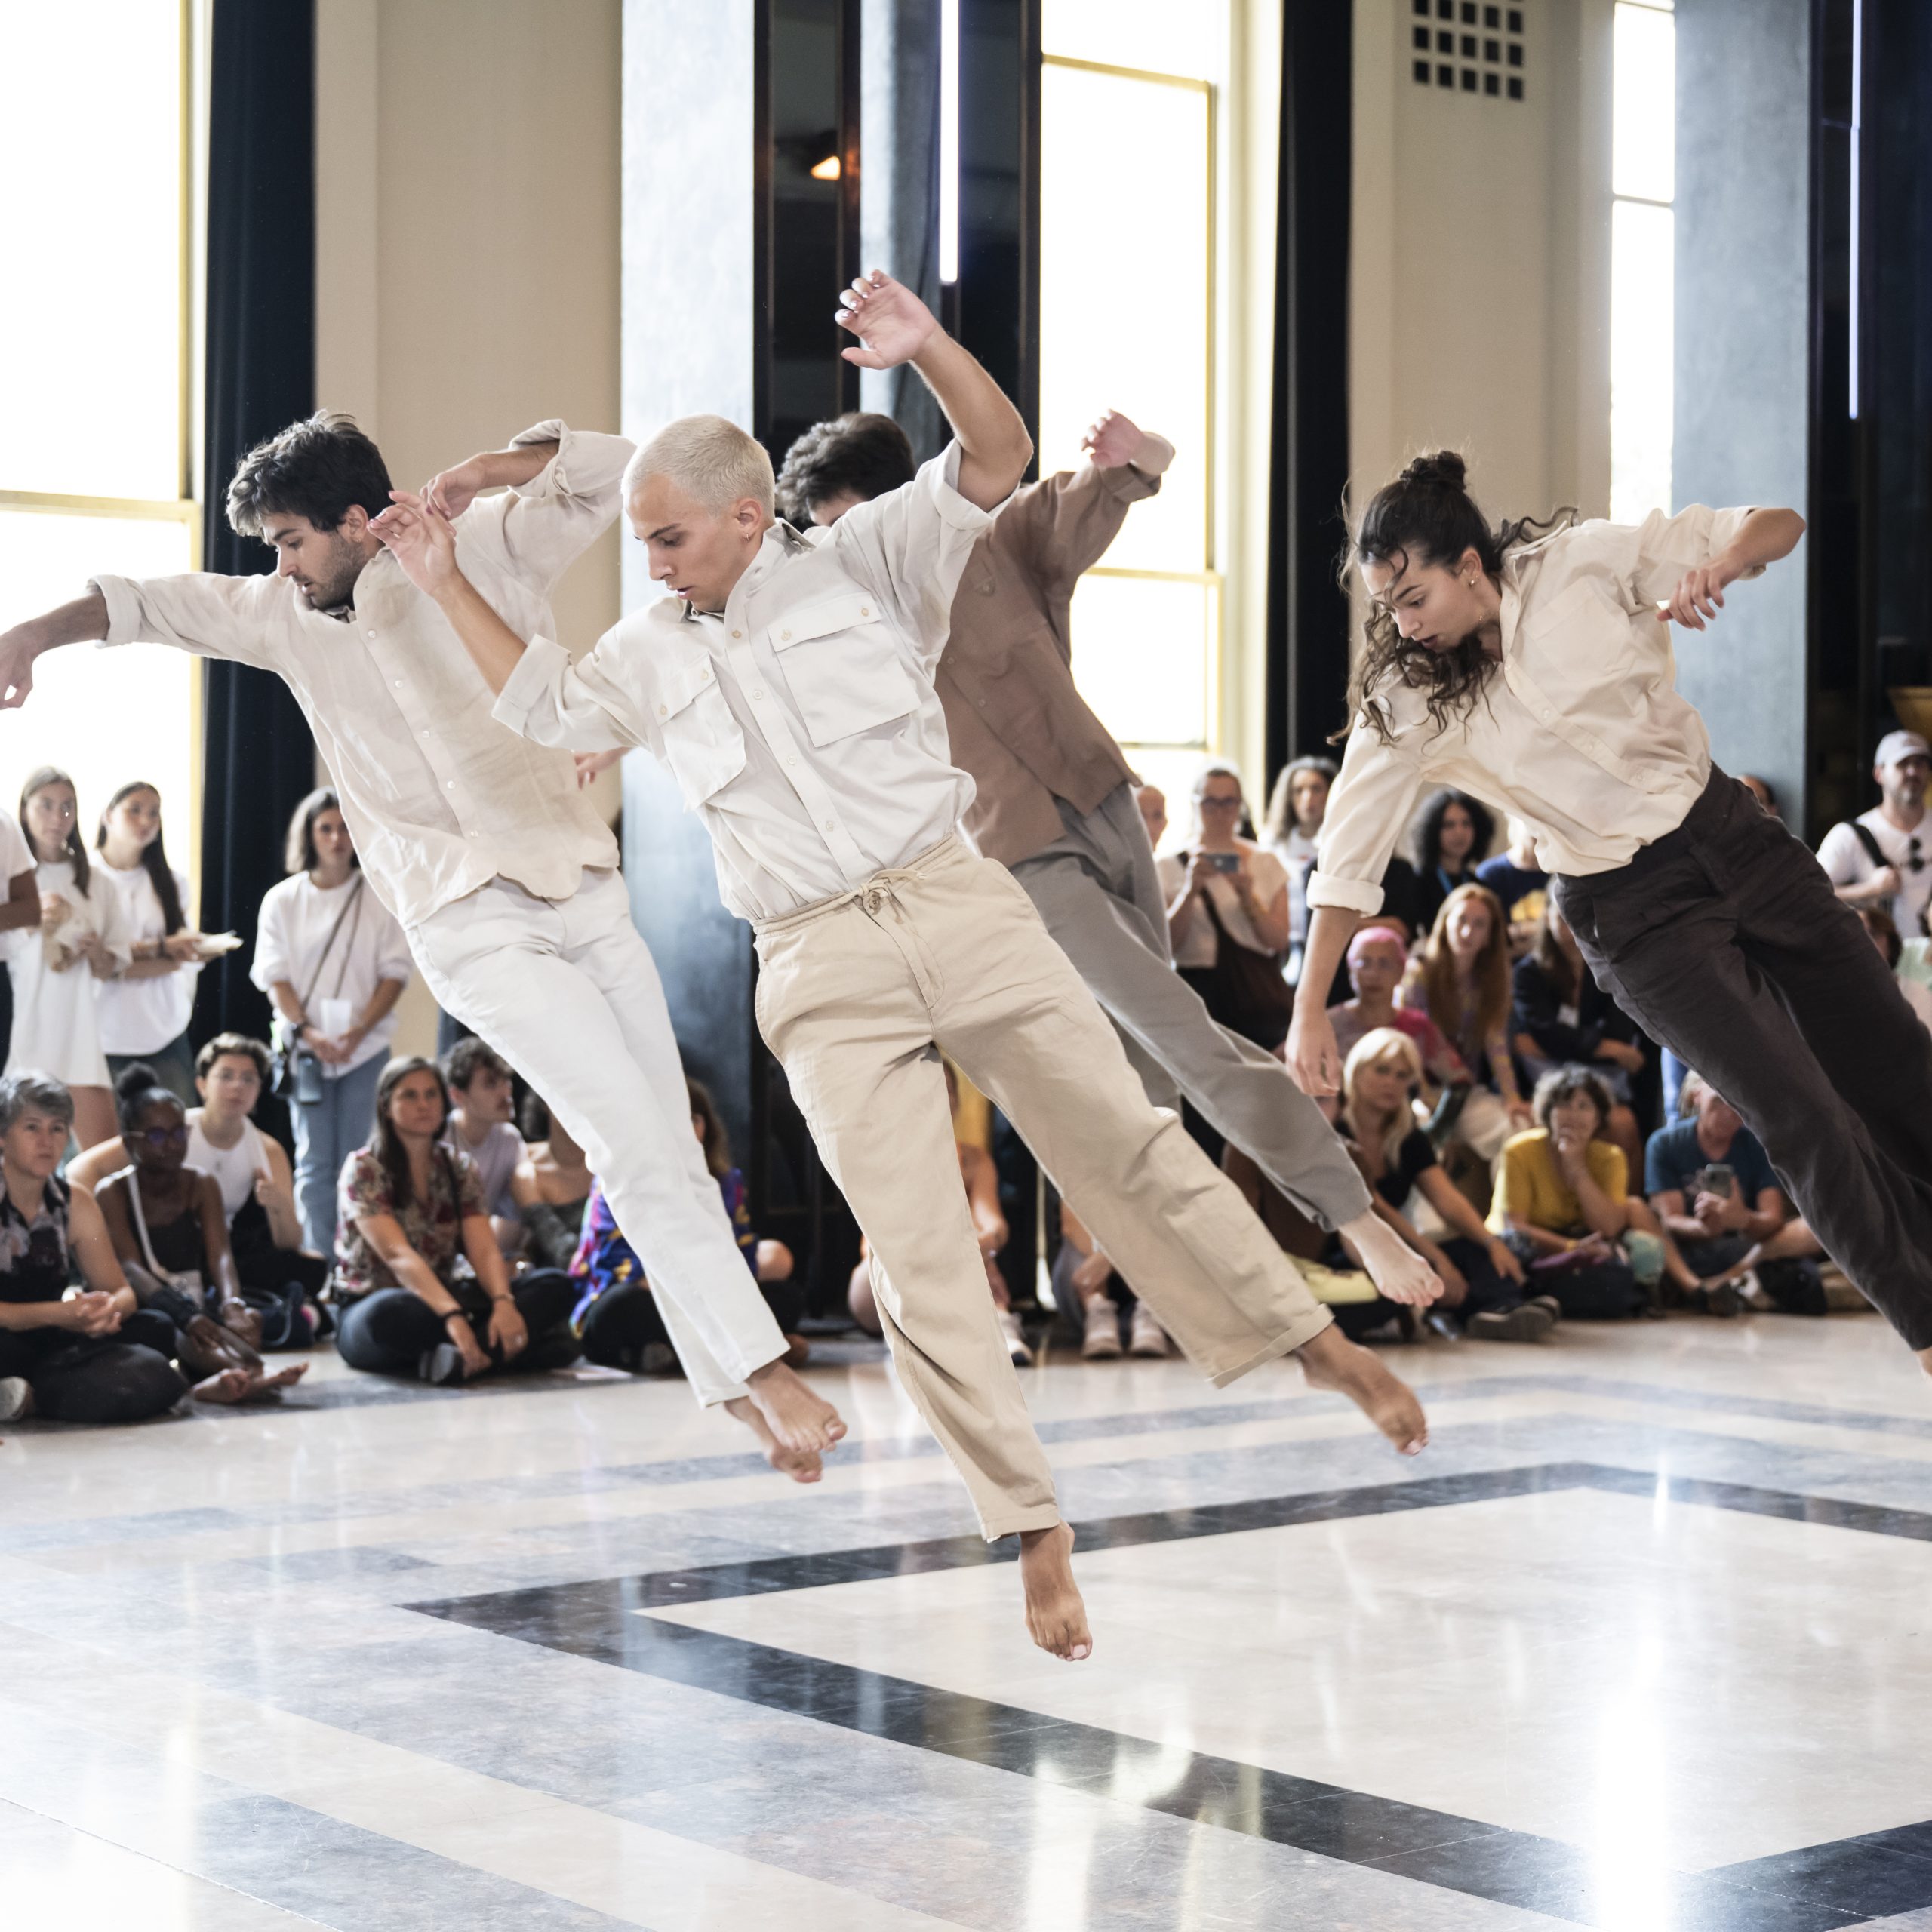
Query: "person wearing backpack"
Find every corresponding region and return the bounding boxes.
[1817,730,1931,937]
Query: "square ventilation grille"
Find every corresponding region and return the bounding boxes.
[1411,0,1526,100]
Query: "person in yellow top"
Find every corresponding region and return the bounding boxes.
[1488,1066,1684,1316]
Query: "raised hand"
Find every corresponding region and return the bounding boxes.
[1658,556,1736,630]
[835,269,938,371]
[1081,409,1144,469]
[420,460,482,521]
[371,491,461,598]
[0,626,40,709]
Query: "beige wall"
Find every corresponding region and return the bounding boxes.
[315,0,624,1056]
[1350,0,1611,549]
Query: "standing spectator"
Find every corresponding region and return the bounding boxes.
[1329,923,1466,1093]
[254,788,412,1253]
[1818,730,1932,937]
[1857,906,1932,1034]
[92,782,202,1103]
[1158,761,1293,1049]
[1475,817,1551,957]
[1401,884,1532,1165]
[1646,1074,1827,1316]
[1512,905,1647,1174]
[1409,789,1495,941]
[0,808,38,1070]
[1261,755,1337,981]
[10,768,124,1149]
[442,1036,531,1257]
[1134,783,1168,857]
[333,1057,577,1385]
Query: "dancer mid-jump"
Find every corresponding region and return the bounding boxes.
[1290,452,1932,1372]
[0,417,844,1474]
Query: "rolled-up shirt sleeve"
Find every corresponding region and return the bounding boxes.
[493,632,647,755]
[1306,706,1426,918]
[484,420,638,591]
[1592,504,1763,608]
[88,571,286,671]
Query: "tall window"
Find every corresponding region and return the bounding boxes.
[1609,0,1676,523]
[1038,1,1221,830]
[0,2,198,881]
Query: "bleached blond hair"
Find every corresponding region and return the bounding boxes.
[626,414,774,517]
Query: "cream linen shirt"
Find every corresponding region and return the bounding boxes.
[89,421,626,928]
[494,444,993,921]
[1309,505,1763,917]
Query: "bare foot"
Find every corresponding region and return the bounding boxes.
[1296,1324,1429,1455]
[743,1358,847,1454]
[239,1364,308,1401]
[1919,1345,1932,1381]
[724,1394,823,1483]
[1018,1523,1091,1660]
[1340,1212,1443,1306]
[189,1367,255,1405]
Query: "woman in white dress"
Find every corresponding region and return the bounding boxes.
[252,788,412,1252]
[9,769,126,1148]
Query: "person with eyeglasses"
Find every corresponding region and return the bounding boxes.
[1818,730,1932,937]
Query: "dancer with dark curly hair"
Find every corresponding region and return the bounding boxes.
[1284,452,1932,1373]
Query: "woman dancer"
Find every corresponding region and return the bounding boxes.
[1286,452,1932,1370]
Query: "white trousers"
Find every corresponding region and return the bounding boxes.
[408,868,783,1404]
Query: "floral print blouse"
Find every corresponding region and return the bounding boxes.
[333,1143,485,1300]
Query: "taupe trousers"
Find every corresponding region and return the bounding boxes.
[753,835,1334,1540]
[1014,785,1374,1230]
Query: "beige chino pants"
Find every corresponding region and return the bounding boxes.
[753,836,1334,1540]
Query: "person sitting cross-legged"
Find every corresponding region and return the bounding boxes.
[1645,1073,1828,1318]
[1048,1201,1171,1362]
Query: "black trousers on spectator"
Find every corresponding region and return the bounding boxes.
[335,1271,580,1380]
[580,1276,804,1372]
[1677,1232,1826,1315]
[1555,766,1932,1350]
[0,1309,186,1423]
[231,1211,331,1349]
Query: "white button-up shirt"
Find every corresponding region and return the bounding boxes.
[90,421,626,929]
[494,445,992,922]
[1309,505,1762,917]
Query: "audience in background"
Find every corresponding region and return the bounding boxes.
[1409,789,1496,942]
[1329,923,1465,1092]
[1159,761,1293,1049]
[1819,730,1931,937]
[1051,1201,1169,1361]
[11,768,124,1149]
[94,1063,304,1398]
[1488,1066,1668,1319]
[1134,783,1167,857]
[573,1076,801,1373]
[254,788,411,1251]
[1738,773,1780,817]
[1858,906,1932,1034]
[1261,754,1337,982]
[1645,1073,1826,1317]
[93,782,202,1103]
[1511,904,1646,1174]
[0,808,39,1071]
[1401,884,1532,1164]
[517,1094,594,1273]
[1476,817,1551,956]
[333,1057,577,1385]
[441,1037,531,1258]
[0,1072,193,1423]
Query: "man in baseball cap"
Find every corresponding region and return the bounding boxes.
[1818,729,1932,937]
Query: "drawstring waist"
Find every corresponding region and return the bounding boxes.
[751,833,965,936]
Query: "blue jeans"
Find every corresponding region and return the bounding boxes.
[290,1054,385,1254]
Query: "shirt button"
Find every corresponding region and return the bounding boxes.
[658,703,669,717]
[731,629,743,639]
[780,630,792,642]
[393,678,404,688]
[751,687,766,700]
[445,780,455,790]
[784,755,797,769]
[368,629,377,639]
[420,728,430,738]
[859,606,871,618]
[823,818,835,831]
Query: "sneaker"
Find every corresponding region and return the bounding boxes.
[1695,1283,1746,1319]
[1425,1309,1464,1342]
[1467,1304,1556,1343]
[997,1306,1034,1367]
[1128,1304,1171,1358]
[1081,1312,1121,1360]
[418,1343,466,1386]
[640,1342,678,1374]
[0,1376,33,1422]
[1734,1269,1776,1313]
[1527,1294,1564,1321]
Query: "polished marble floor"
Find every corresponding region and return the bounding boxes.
[5,1309,1932,1930]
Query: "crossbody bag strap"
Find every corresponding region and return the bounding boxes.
[294,877,365,1025]
[327,878,366,1003]
[1852,822,1889,872]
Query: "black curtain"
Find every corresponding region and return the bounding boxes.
[1266,1,1355,780]
[194,0,318,1048]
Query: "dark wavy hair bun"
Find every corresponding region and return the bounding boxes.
[1398,450,1469,492]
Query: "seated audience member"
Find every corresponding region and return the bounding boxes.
[516,1095,595,1272]
[1738,773,1780,817]
[1409,789,1496,942]
[1818,730,1930,937]
[1134,784,1168,857]
[254,786,412,1254]
[1048,1201,1171,1361]
[573,1076,802,1374]
[1335,1029,1549,1342]
[0,1071,195,1423]
[1487,1067,1672,1318]
[1262,755,1337,982]
[1645,1074,1827,1317]
[94,1064,305,1398]
[441,1037,532,1257]
[11,767,126,1149]
[1858,906,1932,1033]
[1158,761,1293,1049]
[1330,924,1465,1094]
[1476,817,1551,957]
[1401,884,1532,1165]
[334,1057,577,1385]
[1512,905,1646,1173]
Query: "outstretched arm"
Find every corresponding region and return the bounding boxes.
[836,270,1030,509]
[372,494,527,694]
[0,591,109,708]
[1660,506,1806,630]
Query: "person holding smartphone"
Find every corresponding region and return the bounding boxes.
[1158,761,1293,1049]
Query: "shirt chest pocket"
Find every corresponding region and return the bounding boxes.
[768,595,920,749]
[654,657,746,809]
[1519,576,1641,711]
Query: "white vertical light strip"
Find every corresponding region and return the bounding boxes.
[939,0,961,284]
[1849,0,1862,418]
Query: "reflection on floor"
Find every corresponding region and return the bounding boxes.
[4,1310,1932,1930]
